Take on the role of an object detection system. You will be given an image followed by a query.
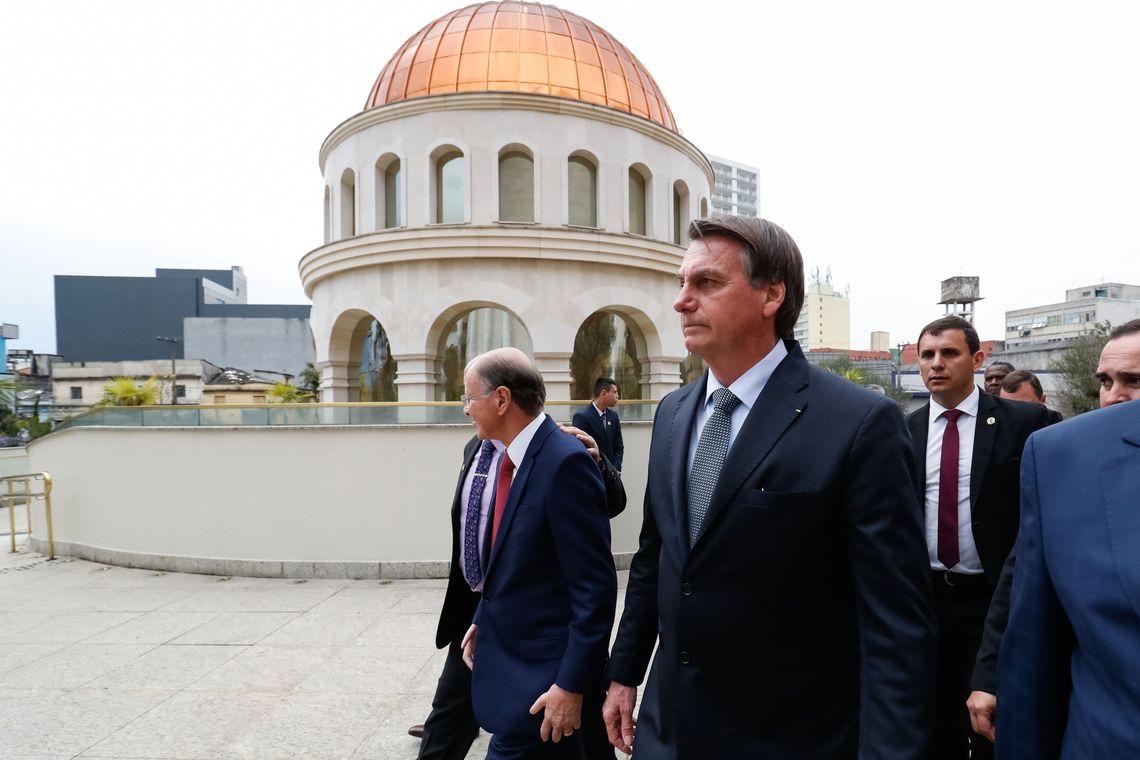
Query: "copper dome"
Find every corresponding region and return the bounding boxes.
[365,2,677,131]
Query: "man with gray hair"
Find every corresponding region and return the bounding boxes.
[460,347,617,759]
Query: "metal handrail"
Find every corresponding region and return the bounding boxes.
[1,472,54,559]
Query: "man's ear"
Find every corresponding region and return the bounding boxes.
[973,351,986,371]
[761,281,786,320]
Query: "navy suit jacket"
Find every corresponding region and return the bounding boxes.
[608,341,936,758]
[470,415,617,736]
[572,403,624,471]
[997,400,1140,757]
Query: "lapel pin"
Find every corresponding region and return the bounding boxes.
[986,417,996,425]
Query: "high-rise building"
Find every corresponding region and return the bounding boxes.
[706,154,759,218]
[1005,282,1140,348]
[794,276,851,350]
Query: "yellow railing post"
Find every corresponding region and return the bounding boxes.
[1,472,53,559]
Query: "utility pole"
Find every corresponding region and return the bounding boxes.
[155,336,180,405]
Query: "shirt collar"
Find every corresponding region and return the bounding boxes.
[592,402,605,416]
[929,385,981,422]
[505,412,546,468]
[705,339,789,412]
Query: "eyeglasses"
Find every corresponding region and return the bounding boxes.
[460,389,494,407]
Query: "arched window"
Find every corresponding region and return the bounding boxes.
[349,317,397,401]
[699,197,709,219]
[628,165,650,236]
[672,180,690,245]
[570,310,646,400]
[339,168,356,239]
[498,148,535,223]
[436,307,533,400]
[433,149,466,224]
[374,154,402,229]
[323,185,331,244]
[567,153,597,227]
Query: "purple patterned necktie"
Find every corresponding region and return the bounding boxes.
[462,440,496,590]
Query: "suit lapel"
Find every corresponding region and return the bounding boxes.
[452,437,480,519]
[908,405,931,499]
[670,378,705,560]
[971,391,997,509]
[692,348,808,548]
[483,416,553,578]
[1102,416,1140,620]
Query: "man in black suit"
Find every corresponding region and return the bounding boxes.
[603,216,936,758]
[572,377,624,472]
[998,370,1063,424]
[413,407,625,760]
[906,315,1051,760]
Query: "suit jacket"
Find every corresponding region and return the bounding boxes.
[572,403,624,470]
[906,392,1052,588]
[470,415,617,736]
[997,400,1140,757]
[608,340,936,758]
[435,435,626,650]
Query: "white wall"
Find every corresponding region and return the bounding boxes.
[0,447,30,478]
[25,422,649,577]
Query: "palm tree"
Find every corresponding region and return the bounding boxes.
[266,382,313,403]
[97,376,161,406]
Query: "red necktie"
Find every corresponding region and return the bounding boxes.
[938,409,964,570]
[490,453,515,550]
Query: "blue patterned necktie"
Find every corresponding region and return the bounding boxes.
[687,388,741,547]
[462,440,497,590]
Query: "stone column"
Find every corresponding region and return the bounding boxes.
[319,360,352,402]
[392,353,437,404]
[533,352,573,422]
[646,355,684,399]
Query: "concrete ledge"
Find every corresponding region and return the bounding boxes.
[28,538,636,580]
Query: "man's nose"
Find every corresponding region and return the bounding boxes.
[673,287,692,313]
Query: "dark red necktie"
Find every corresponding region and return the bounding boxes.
[490,454,515,550]
[938,409,964,569]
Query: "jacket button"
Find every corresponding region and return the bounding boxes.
[679,651,691,664]
[681,582,693,596]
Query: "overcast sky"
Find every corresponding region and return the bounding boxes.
[3,0,1138,355]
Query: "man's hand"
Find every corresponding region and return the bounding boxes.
[461,624,477,670]
[967,690,997,743]
[528,683,582,743]
[602,680,637,755]
[559,424,601,465]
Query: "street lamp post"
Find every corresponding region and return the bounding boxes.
[155,336,180,405]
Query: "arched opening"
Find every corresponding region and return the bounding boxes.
[628,164,650,236]
[498,146,535,223]
[699,197,709,219]
[339,168,356,239]
[435,306,533,400]
[570,310,646,400]
[348,316,397,402]
[432,147,467,224]
[567,152,598,227]
[323,185,331,244]
[672,180,690,245]
[374,154,402,229]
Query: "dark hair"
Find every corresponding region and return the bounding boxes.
[986,361,1015,373]
[476,352,546,416]
[688,216,805,340]
[593,377,616,398]
[917,315,980,354]
[1109,319,1140,340]
[1001,370,1044,399]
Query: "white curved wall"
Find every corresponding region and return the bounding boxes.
[25,423,649,578]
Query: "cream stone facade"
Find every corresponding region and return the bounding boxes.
[302,90,712,402]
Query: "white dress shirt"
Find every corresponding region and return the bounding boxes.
[687,340,789,475]
[925,386,983,574]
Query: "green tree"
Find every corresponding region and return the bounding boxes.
[300,363,321,395]
[97,376,161,406]
[266,382,313,403]
[819,355,909,409]
[1052,322,1111,417]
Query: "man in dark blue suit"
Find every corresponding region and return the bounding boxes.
[572,378,624,472]
[996,397,1140,757]
[603,216,936,758]
[461,347,617,759]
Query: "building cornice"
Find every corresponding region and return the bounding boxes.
[298,226,684,298]
[318,92,714,188]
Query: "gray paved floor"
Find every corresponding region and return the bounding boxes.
[0,537,630,760]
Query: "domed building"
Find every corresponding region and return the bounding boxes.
[301,1,712,404]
